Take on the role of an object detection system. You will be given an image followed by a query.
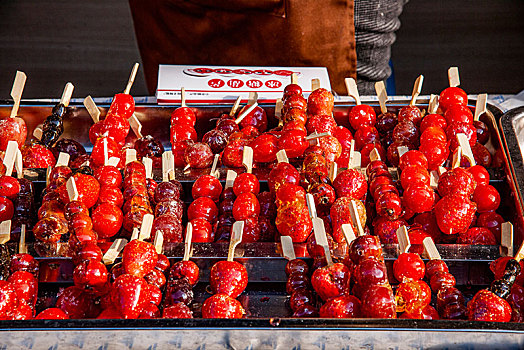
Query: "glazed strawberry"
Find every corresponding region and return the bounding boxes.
[58,173,100,208]
[35,308,69,320]
[202,293,244,319]
[139,303,161,319]
[311,262,351,301]
[111,274,150,319]
[122,240,158,278]
[209,260,248,298]
[434,193,477,235]
[22,144,56,168]
[9,299,33,320]
[7,271,37,309]
[56,286,100,319]
[0,116,27,151]
[169,260,200,286]
[162,303,194,319]
[457,227,497,245]
[73,260,109,294]
[319,295,361,318]
[467,289,512,322]
[437,167,476,198]
[0,281,18,319]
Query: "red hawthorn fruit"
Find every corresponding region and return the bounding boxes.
[311,262,351,301]
[434,193,477,235]
[319,295,361,318]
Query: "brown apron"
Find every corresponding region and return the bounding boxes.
[129,0,356,95]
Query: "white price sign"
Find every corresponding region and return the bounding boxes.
[156,65,331,104]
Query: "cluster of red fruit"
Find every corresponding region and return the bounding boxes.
[0,253,38,320]
[0,173,28,229]
[289,233,396,318]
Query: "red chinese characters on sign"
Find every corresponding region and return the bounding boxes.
[273,70,295,76]
[246,80,263,89]
[214,68,233,74]
[227,79,244,88]
[233,69,253,75]
[253,69,273,76]
[208,79,225,88]
[265,80,282,89]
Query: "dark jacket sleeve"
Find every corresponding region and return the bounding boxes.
[355,0,409,94]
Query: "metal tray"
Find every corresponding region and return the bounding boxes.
[1,96,519,257]
[0,97,523,349]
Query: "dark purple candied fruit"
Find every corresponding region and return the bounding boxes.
[134,135,165,158]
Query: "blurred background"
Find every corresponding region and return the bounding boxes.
[0,0,523,99]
